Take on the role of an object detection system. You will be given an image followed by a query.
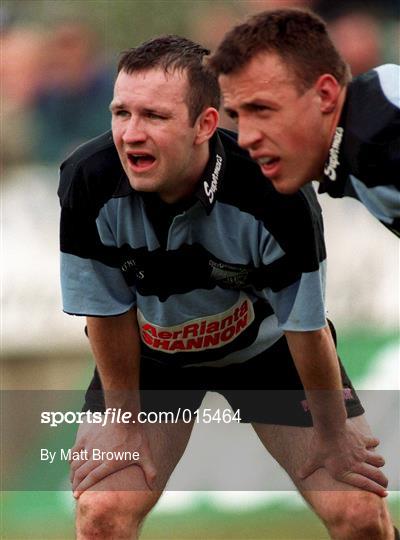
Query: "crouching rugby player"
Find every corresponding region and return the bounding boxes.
[210,8,400,237]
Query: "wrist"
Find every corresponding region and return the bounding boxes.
[103,389,141,414]
[313,416,347,437]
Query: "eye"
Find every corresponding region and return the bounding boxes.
[146,111,166,120]
[113,109,129,118]
[249,103,273,114]
[225,109,238,122]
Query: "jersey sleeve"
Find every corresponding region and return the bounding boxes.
[264,260,327,332]
[374,64,400,109]
[59,158,136,317]
[254,186,328,331]
[346,64,400,233]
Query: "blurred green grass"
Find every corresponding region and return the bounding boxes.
[1,491,399,539]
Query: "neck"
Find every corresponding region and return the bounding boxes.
[159,143,210,204]
[315,86,347,182]
[326,86,347,154]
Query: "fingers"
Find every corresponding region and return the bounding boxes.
[70,454,158,497]
[73,461,114,498]
[72,459,100,492]
[365,436,380,450]
[69,451,89,483]
[365,450,385,467]
[349,462,388,489]
[300,456,388,492]
[68,443,86,467]
[340,468,388,498]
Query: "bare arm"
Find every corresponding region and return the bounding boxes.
[70,308,156,496]
[285,325,347,428]
[86,309,141,412]
[285,326,388,497]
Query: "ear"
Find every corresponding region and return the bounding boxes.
[194,107,219,145]
[314,74,343,114]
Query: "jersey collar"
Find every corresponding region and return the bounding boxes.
[195,131,226,214]
[318,96,349,197]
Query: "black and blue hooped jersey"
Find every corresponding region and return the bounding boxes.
[319,64,400,236]
[59,129,327,368]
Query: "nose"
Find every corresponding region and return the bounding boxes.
[237,117,262,150]
[122,116,147,145]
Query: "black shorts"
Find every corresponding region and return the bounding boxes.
[83,322,364,427]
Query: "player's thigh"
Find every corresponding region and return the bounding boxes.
[77,420,194,518]
[252,415,390,524]
[252,414,375,488]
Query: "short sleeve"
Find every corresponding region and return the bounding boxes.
[264,261,327,331]
[59,161,136,317]
[254,186,327,331]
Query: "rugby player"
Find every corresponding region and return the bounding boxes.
[58,36,396,539]
[210,8,400,236]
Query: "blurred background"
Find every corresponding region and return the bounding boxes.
[1,0,399,538]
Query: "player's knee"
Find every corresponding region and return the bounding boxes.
[324,493,390,540]
[76,490,155,539]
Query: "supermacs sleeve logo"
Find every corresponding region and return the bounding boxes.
[137,293,255,353]
[324,127,344,181]
[203,154,223,203]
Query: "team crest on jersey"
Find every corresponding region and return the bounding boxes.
[137,293,255,353]
[208,259,251,289]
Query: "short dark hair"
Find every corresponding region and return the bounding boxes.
[118,35,220,125]
[209,9,351,91]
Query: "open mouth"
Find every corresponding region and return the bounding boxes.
[258,156,280,167]
[127,153,156,171]
[257,156,281,178]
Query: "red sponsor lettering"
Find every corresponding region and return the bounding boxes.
[138,296,254,354]
[169,340,186,351]
[221,315,233,330]
[206,321,219,333]
[152,338,170,351]
[203,333,220,347]
[220,326,235,342]
[182,324,199,338]
[235,314,248,332]
[158,331,172,339]
[142,332,154,346]
[142,323,157,337]
[186,337,204,349]
[239,300,248,317]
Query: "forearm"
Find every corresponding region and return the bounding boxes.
[86,308,141,412]
[285,325,347,432]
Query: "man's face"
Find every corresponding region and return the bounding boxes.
[111,68,200,202]
[219,52,330,193]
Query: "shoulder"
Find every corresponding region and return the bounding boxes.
[349,64,400,110]
[342,65,400,184]
[344,65,400,149]
[372,64,400,107]
[58,130,128,213]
